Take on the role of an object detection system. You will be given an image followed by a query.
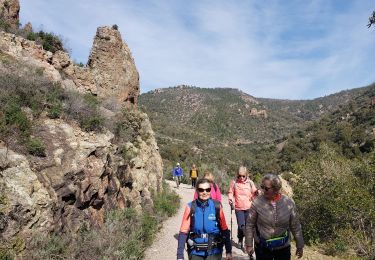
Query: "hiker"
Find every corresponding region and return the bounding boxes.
[193,171,222,202]
[177,178,232,260]
[172,162,184,188]
[228,166,258,250]
[189,164,199,188]
[245,173,304,260]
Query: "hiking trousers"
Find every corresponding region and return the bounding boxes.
[235,209,250,240]
[189,253,222,260]
[255,245,291,260]
[191,178,197,187]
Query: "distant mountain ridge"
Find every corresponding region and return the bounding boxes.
[139,84,372,173]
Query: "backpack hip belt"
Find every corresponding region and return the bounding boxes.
[188,233,223,251]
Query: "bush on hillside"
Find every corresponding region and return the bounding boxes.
[293,143,375,259]
[0,69,105,155]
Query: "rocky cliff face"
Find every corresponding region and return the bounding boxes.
[0,1,162,250]
[88,26,140,104]
[0,26,139,106]
[0,0,20,30]
[0,112,162,242]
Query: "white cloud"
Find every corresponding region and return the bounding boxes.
[19,0,375,99]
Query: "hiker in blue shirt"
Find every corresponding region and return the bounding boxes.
[172,162,184,188]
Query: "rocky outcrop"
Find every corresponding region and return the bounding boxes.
[0,111,163,242]
[0,25,139,106]
[88,26,139,104]
[0,0,20,30]
[0,2,160,249]
[249,108,268,118]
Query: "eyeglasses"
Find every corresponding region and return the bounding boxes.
[237,175,246,179]
[197,188,211,193]
[260,185,272,191]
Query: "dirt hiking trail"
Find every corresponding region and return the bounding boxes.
[144,180,340,260]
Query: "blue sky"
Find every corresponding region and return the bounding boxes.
[19,0,375,99]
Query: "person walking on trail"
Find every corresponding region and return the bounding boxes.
[228,166,258,250]
[177,178,232,260]
[245,173,304,260]
[172,163,184,188]
[193,171,222,202]
[189,164,199,188]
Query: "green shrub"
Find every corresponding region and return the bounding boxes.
[153,182,180,217]
[293,144,375,258]
[26,138,46,157]
[47,102,62,119]
[0,18,11,32]
[105,207,137,223]
[26,32,36,41]
[4,99,31,136]
[80,116,103,132]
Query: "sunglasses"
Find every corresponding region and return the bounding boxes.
[197,188,211,193]
[237,175,246,179]
[260,185,272,191]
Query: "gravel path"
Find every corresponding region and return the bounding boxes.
[144,180,250,260]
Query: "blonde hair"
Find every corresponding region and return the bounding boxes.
[203,171,214,182]
[237,166,249,177]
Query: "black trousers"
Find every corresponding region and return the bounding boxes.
[255,245,291,260]
[235,209,250,240]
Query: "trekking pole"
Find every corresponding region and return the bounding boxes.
[230,205,233,241]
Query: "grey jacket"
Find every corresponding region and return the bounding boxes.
[245,194,304,250]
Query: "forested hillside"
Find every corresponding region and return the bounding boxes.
[139,85,368,177]
[280,84,375,259]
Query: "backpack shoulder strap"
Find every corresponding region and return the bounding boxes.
[213,200,221,230]
[189,200,197,230]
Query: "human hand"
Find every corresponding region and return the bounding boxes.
[225,252,232,260]
[246,245,254,255]
[296,248,303,258]
[229,202,234,210]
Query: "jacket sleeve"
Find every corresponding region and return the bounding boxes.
[289,199,304,249]
[180,205,191,233]
[177,232,188,259]
[219,206,232,254]
[172,168,175,177]
[189,169,192,177]
[228,180,235,204]
[245,203,257,248]
[177,205,191,259]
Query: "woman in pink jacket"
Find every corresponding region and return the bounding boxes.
[228,166,258,250]
[193,171,222,202]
